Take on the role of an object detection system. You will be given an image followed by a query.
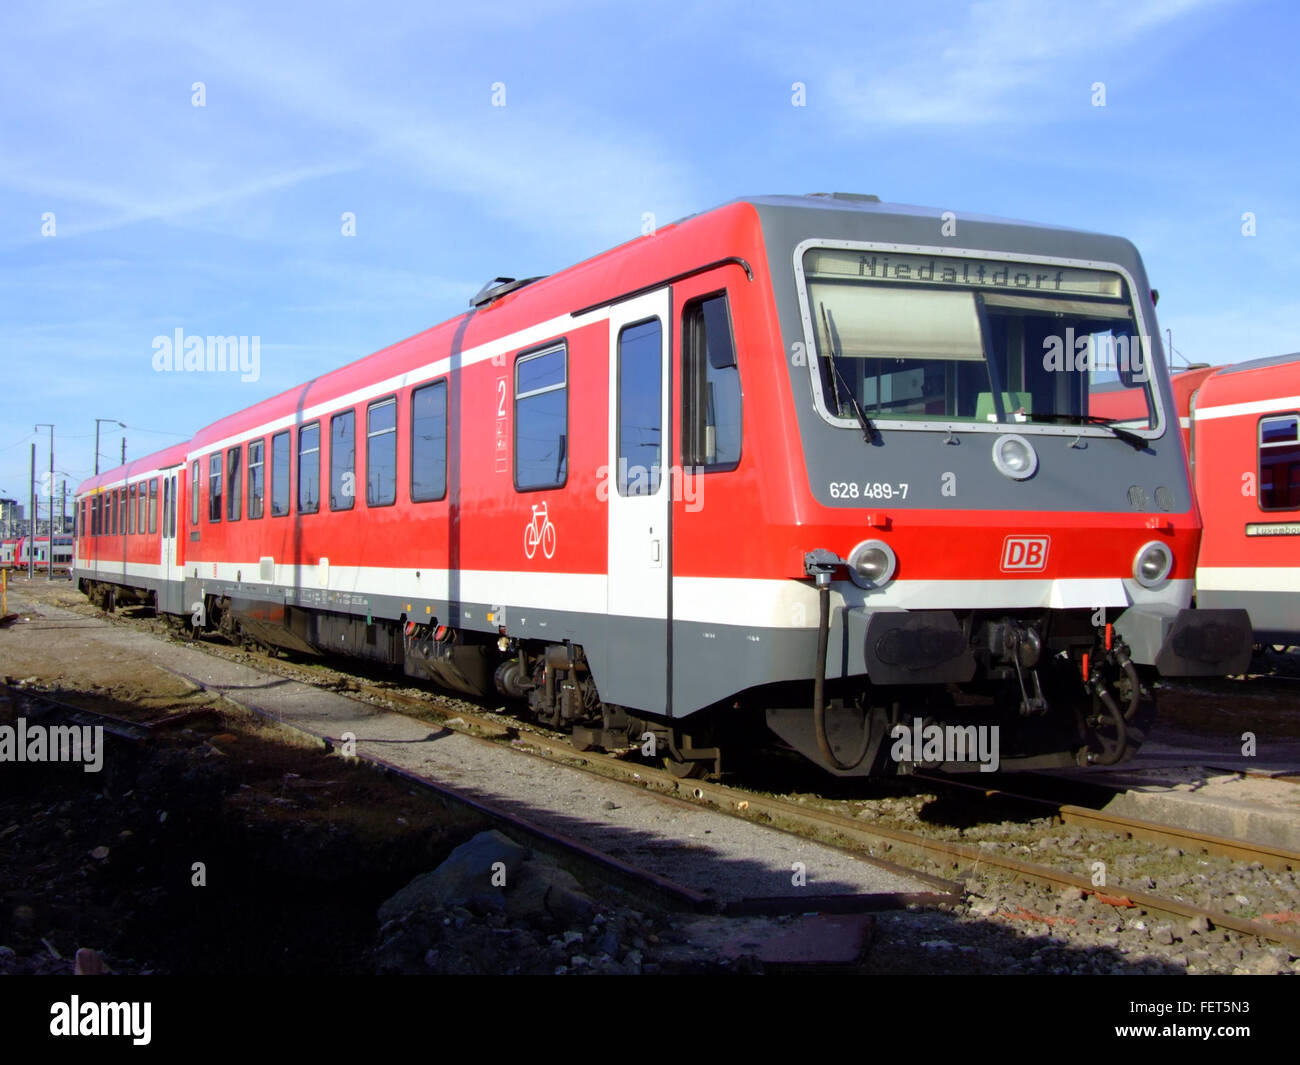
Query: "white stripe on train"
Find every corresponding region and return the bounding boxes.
[74,557,1190,627]
[1194,394,1300,422]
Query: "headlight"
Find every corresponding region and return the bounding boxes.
[847,539,897,589]
[992,434,1038,481]
[1133,540,1173,587]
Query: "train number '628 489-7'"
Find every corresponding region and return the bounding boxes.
[829,482,909,500]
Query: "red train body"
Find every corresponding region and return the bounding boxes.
[74,195,1252,777]
[1167,355,1300,643]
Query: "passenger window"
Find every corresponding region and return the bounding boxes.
[248,439,265,519]
[192,461,200,526]
[1259,414,1300,510]
[682,293,742,470]
[148,479,158,535]
[209,454,222,521]
[128,485,136,535]
[367,397,397,506]
[330,410,356,511]
[271,431,291,516]
[411,381,448,502]
[515,344,567,490]
[617,319,662,495]
[299,423,320,513]
[139,482,147,534]
[227,446,242,521]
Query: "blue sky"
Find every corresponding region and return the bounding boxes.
[2,0,1297,504]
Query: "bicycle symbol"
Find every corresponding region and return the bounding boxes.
[523,501,556,560]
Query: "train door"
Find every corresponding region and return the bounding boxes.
[606,288,671,714]
[161,468,179,611]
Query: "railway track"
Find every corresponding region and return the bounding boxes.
[326,685,1300,952]
[364,689,1300,953]
[911,772,1300,873]
[18,592,1300,955]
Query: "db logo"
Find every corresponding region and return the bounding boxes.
[1001,535,1049,572]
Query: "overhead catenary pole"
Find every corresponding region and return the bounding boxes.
[36,423,54,579]
[28,443,35,578]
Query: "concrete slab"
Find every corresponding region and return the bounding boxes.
[1086,767,1300,852]
[664,913,875,967]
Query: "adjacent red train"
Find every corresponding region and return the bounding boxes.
[73,194,1252,777]
[1171,354,1300,643]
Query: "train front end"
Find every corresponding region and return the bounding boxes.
[755,195,1252,775]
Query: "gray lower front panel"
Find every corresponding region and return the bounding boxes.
[1199,589,1300,644]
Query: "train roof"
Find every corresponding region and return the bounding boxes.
[1213,351,1300,376]
[736,193,1098,234]
[1193,351,1300,414]
[75,439,192,497]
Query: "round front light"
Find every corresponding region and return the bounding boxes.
[1133,540,1173,587]
[847,539,897,589]
[992,434,1038,480]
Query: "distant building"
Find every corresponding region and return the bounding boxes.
[0,499,22,537]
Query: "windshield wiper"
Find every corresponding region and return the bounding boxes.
[831,359,876,443]
[1025,413,1147,450]
[820,303,875,443]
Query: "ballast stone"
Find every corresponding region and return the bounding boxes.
[376,829,595,927]
[377,829,528,922]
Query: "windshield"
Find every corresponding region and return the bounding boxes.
[802,248,1156,430]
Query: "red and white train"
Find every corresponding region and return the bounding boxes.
[73,194,1252,777]
[2,535,74,571]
